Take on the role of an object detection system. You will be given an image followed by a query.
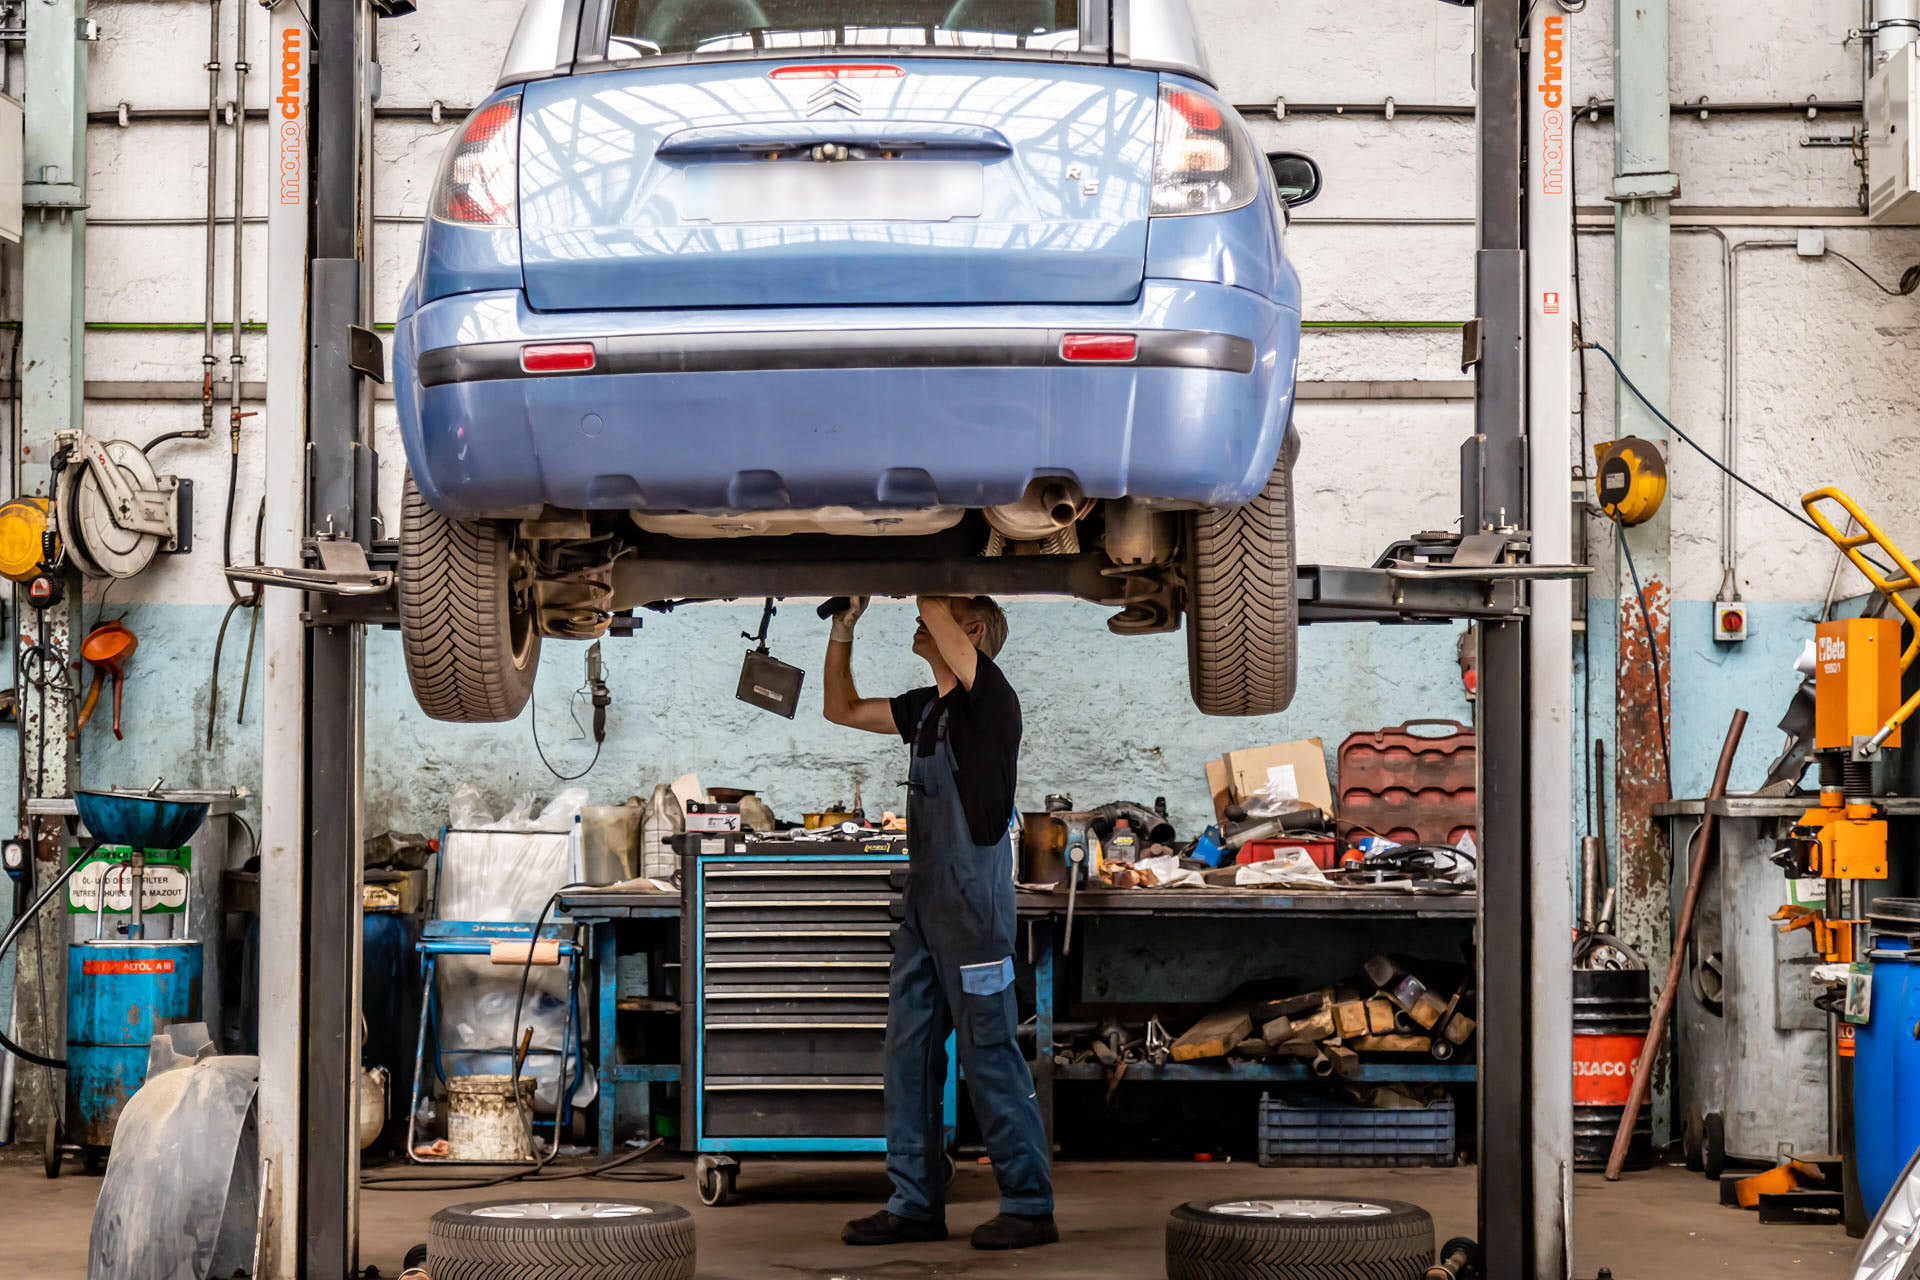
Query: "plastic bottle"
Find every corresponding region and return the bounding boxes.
[641,783,684,879]
[1107,818,1138,865]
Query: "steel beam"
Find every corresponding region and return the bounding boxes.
[1611,0,1677,1134]
[1471,0,1550,1274]
[1527,1,1578,1272]
[10,0,88,1145]
[256,0,313,1271]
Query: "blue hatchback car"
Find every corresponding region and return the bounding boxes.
[394,0,1315,723]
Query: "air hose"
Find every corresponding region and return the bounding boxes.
[0,850,88,1069]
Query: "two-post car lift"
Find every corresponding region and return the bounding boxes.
[247,1,1580,1275]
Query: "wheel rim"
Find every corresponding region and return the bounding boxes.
[506,549,537,670]
[470,1202,655,1220]
[1859,1168,1920,1280]
[1211,1199,1393,1220]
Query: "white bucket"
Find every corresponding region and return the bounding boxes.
[446,1074,535,1162]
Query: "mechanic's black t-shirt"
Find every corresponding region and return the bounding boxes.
[890,653,1021,848]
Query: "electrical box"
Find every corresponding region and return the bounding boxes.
[0,95,20,246]
[1868,43,1920,223]
[1713,600,1747,643]
[1814,617,1902,751]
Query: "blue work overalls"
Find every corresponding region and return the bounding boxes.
[884,698,1052,1222]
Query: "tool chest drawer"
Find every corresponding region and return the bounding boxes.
[703,1019,889,1076]
[681,838,952,1156]
[702,1078,888,1138]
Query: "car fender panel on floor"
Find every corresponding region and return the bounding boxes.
[1164,1196,1434,1280]
[427,1199,695,1280]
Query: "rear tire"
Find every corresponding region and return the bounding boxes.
[1184,435,1299,716]
[399,473,540,723]
[1165,1197,1433,1280]
[427,1199,694,1280]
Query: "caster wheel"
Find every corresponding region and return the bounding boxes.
[1682,1106,1705,1173]
[42,1122,62,1179]
[694,1154,738,1206]
[945,1153,958,1188]
[1702,1111,1726,1181]
[403,1242,428,1270]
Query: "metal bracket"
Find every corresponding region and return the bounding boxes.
[1607,171,1682,202]
[348,326,387,384]
[56,428,176,536]
[224,536,393,596]
[1460,317,1484,371]
[22,181,88,212]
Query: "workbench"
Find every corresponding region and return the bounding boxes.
[1015,886,1478,1144]
[555,890,683,1159]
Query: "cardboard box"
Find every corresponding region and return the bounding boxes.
[1205,739,1334,823]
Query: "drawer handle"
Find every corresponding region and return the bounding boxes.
[706,1090,883,1097]
[707,1021,888,1031]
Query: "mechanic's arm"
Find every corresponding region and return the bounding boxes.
[918,596,979,690]
[822,597,896,735]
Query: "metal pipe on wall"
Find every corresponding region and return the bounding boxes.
[201,0,221,440]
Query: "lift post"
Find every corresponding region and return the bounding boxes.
[250,0,1569,1273]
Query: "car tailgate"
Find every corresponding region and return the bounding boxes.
[517,59,1158,310]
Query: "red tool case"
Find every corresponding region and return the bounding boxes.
[1336,719,1476,847]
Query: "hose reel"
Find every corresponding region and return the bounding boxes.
[52,431,188,579]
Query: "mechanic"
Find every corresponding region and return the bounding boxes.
[822,595,1056,1251]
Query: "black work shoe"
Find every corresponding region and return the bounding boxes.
[842,1209,948,1246]
[970,1212,1059,1250]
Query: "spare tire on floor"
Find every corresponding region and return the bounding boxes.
[427,1199,694,1280]
[1165,1196,1433,1280]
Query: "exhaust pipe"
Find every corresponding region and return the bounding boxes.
[984,478,1087,541]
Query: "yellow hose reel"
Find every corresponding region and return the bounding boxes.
[0,497,51,583]
[1592,437,1668,525]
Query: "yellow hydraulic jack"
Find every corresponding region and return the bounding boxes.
[1771,488,1920,962]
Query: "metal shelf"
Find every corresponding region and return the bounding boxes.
[1052,1061,1474,1083]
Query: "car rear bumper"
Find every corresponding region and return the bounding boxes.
[394,284,1298,520]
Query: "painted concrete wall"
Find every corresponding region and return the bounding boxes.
[6,1,1920,1040]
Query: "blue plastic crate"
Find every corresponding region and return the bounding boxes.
[1257,1091,1457,1168]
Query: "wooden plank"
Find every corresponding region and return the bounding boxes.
[1170,1008,1255,1061]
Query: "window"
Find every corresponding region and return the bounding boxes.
[607,0,1084,59]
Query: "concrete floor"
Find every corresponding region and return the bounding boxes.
[0,1149,1859,1277]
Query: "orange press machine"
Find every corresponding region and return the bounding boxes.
[1770,489,1920,964]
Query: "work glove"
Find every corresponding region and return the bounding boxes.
[830,595,870,644]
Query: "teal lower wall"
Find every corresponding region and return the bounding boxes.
[0,594,1833,1047]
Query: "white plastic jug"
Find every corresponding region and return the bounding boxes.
[641,783,684,879]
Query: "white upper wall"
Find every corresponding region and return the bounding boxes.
[57,0,1920,608]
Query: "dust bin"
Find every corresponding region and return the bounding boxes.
[1854,899,1920,1218]
[1572,967,1651,1172]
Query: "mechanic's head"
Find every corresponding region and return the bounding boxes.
[912,595,1007,663]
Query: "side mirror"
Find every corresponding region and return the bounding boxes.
[1267,152,1322,207]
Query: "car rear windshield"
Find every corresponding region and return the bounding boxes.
[606,0,1086,59]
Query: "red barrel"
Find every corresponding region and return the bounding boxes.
[1573,967,1652,1171]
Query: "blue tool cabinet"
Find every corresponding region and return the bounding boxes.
[679,835,955,1205]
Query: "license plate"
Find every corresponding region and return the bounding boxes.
[683,159,984,223]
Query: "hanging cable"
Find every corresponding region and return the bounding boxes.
[529,681,602,781]
[1823,249,1920,298]
[0,850,91,1069]
[1583,340,1898,579]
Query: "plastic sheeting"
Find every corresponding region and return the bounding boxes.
[436,788,590,1112]
[88,1024,260,1280]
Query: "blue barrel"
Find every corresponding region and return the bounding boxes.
[1854,900,1920,1219]
[65,939,203,1147]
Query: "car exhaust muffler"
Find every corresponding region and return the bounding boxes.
[984,478,1089,541]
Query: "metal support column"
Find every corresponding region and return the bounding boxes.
[1473,0,1562,1273]
[1526,2,1577,1272]
[10,0,88,1144]
[1610,0,1676,1049]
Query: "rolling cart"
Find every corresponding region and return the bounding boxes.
[680,832,956,1204]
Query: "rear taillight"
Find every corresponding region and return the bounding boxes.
[432,98,520,226]
[521,342,597,373]
[1150,85,1258,217]
[1060,333,1137,363]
